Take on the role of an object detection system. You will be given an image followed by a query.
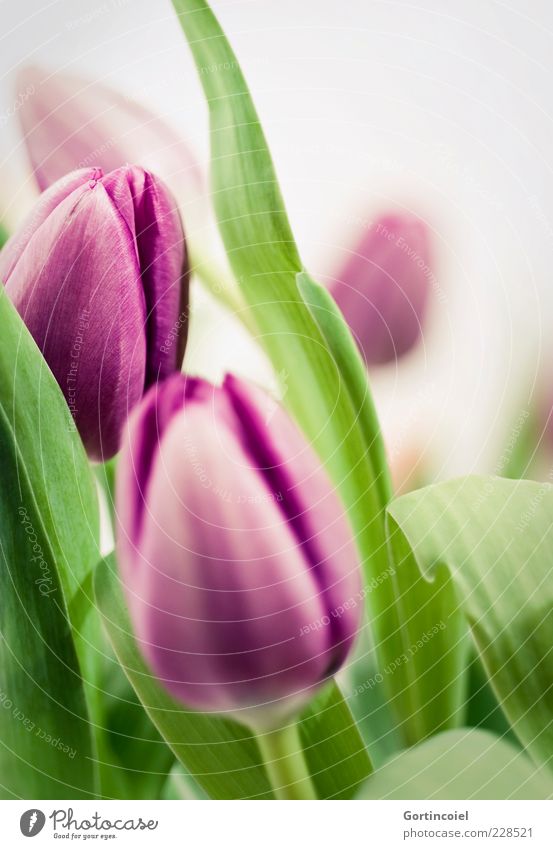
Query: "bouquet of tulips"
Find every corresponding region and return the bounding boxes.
[1,0,552,802]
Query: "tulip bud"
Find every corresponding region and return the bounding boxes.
[16,66,202,201]
[116,374,361,729]
[0,165,188,461]
[330,213,433,365]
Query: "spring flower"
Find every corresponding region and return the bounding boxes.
[16,65,202,201]
[0,166,188,461]
[116,373,361,729]
[330,213,433,365]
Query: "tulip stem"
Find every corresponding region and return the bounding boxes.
[257,722,316,800]
[94,457,117,530]
[189,245,259,336]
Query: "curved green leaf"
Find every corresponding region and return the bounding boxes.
[381,519,469,745]
[388,475,553,772]
[358,729,553,800]
[0,290,99,797]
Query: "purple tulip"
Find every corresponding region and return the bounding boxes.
[0,165,188,461]
[330,213,433,365]
[116,374,361,728]
[16,66,202,200]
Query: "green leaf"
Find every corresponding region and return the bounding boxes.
[297,270,468,743]
[466,650,517,743]
[347,641,406,766]
[0,290,98,797]
[358,729,553,799]
[380,517,469,745]
[0,290,99,602]
[299,683,372,799]
[296,272,392,508]
[95,555,372,799]
[388,475,553,772]
[97,659,175,800]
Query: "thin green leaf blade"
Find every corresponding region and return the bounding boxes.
[296,271,392,507]
[297,270,468,743]
[299,683,372,799]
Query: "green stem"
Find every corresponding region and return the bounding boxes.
[94,456,117,527]
[257,723,316,800]
[0,218,9,250]
[189,244,259,337]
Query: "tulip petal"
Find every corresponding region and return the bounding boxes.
[117,373,190,545]
[223,375,361,669]
[107,167,188,382]
[3,177,147,460]
[0,167,101,283]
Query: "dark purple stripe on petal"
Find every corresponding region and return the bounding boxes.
[122,373,188,545]
[222,374,348,667]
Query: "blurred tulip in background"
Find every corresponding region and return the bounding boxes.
[16,66,202,203]
[331,213,433,366]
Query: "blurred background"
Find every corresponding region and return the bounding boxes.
[1,0,552,483]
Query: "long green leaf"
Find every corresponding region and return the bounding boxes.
[0,290,98,797]
[388,475,553,772]
[358,729,553,799]
[297,270,468,742]
[299,684,372,799]
[381,519,469,744]
[97,659,175,800]
[95,555,372,799]
[296,272,392,508]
